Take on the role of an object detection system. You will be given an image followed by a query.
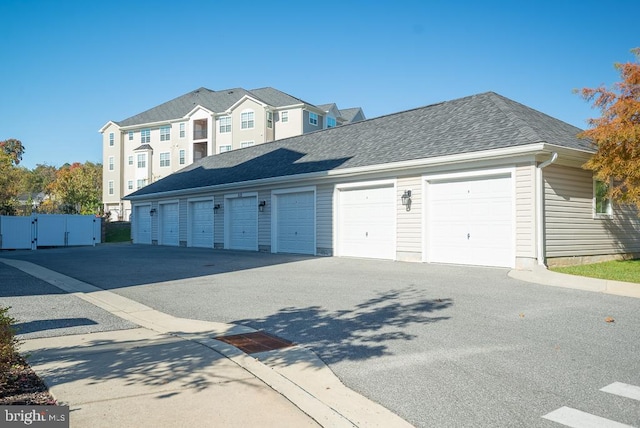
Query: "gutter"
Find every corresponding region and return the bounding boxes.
[536,152,558,266]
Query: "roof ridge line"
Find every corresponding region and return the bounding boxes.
[485,92,544,143]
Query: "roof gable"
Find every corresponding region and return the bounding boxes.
[127,92,592,199]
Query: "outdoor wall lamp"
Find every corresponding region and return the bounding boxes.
[258,200,267,212]
[149,208,157,216]
[401,190,412,211]
[213,204,221,212]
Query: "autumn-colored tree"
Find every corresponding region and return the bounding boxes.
[48,162,102,214]
[0,139,25,165]
[578,48,640,210]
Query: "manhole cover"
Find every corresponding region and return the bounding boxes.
[215,331,294,354]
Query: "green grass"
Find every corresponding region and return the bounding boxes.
[104,223,131,243]
[551,260,640,284]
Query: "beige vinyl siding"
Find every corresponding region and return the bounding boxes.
[316,184,334,254]
[150,202,158,243]
[214,195,224,247]
[179,198,188,245]
[396,175,422,258]
[258,191,271,250]
[515,163,536,258]
[544,164,640,257]
[102,123,122,204]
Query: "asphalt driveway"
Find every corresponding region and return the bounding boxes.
[2,244,639,427]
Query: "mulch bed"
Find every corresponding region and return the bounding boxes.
[0,353,57,405]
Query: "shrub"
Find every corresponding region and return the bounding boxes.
[0,306,20,382]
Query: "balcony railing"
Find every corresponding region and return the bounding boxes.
[193,130,208,140]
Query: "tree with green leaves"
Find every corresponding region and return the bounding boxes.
[577,48,640,211]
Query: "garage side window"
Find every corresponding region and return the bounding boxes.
[594,179,612,217]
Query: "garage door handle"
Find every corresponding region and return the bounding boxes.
[366,232,368,237]
[467,233,470,240]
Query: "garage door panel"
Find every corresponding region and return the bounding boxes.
[160,203,179,246]
[228,197,257,251]
[190,200,214,248]
[429,174,513,268]
[134,206,152,244]
[276,192,315,254]
[338,186,395,260]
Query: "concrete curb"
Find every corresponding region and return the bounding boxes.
[1,258,413,428]
[508,265,640,299]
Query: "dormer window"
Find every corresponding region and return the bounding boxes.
[327,117,336,128]
[309,112,318,126]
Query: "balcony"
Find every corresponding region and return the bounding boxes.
[193,119,208,140]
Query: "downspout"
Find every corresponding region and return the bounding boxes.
[536,152,558,266]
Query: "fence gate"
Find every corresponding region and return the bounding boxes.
[0,215,101,250]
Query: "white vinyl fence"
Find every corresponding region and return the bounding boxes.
[0,214,101,250]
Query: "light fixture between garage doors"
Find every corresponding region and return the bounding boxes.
[149,208,157,216]
[401,190,412,211]
[213,204,221,212]
[258,200,267,212]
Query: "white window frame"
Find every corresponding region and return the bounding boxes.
[327,117,336,128]
[281,111,288,123]
[136,179,146,189]
[179,123,185,138]
[160,126,171,141]
[128,155,133,165]
[594,179,613,218]
[267,111,273,128]
[240,141,254,148]
[309,112,318,126]
[219,145,232,153]
[108,180,114,195]
[219,116,232,133]
[179,149,186,165]
[160,152,171,167]
[108,156,114,171]
[127,180,133,190]
[137,153,146,168]
[128,131,133,141]
[241,110,254,130]
[141,129,150,143]
[109,133,114,146]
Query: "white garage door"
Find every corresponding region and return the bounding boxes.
[275,191,315,255]
[134,205,151,244]
[160,203,179,246]
[338,186,396,260]
[428,174,513,267]
[228,197,257,251]
[190,200,214,248]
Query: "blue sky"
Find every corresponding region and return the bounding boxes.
[0,0,637,169]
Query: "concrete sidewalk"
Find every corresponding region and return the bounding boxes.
[3,258,412,428]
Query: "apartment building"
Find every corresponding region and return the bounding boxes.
[100,87,365,220]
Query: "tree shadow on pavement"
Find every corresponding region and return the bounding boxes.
[24,333,261,401]
[234,286,453,364]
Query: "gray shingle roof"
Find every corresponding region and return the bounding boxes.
[126,92,592,199]
[248,87,310,107]
[116,87,314,127]
[339,107,365,123]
